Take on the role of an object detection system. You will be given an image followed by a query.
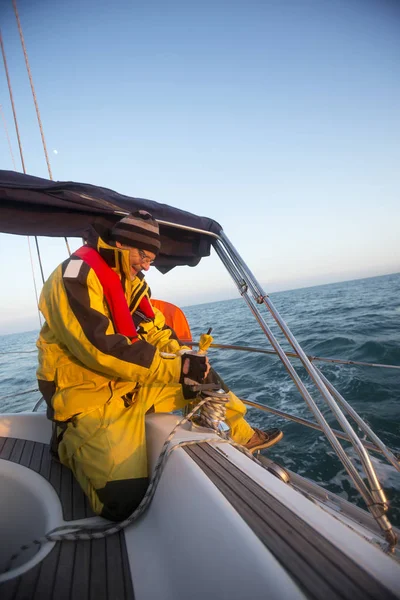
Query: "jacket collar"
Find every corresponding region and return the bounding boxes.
[85,224,143,288]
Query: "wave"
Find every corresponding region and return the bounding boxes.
[348,340,400,364]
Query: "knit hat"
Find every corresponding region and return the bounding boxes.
[110,210,161,255]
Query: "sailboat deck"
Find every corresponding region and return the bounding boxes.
[0,436,134,600]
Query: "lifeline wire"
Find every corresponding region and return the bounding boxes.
[0,351,37,354]
[0,388,39,402]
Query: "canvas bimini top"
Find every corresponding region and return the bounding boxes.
[0,170,222,272]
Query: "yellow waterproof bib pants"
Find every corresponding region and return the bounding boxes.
[58,383,253,521]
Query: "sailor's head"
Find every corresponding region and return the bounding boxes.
[110,210,160,277]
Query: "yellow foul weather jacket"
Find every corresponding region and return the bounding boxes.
[36,226,183,422]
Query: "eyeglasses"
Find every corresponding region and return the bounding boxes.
[119,245,155,265]
[138,249,155,265]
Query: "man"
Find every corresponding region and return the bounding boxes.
[37,210,283,521]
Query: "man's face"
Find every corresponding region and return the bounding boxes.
[115,242,156,277]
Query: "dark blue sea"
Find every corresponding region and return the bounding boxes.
[1,273,399,525]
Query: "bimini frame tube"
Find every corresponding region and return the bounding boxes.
[152,217,396,547]
[215,230,397,548]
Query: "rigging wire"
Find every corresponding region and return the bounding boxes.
[0,25,43,321]
[64,237,71,256]
[34,236,45,285]
[12,0,52,180]
[28,236,43,326]
[0,103,16,169]
[12,0,71,260]
[0,29,25,172]
[11,0,47,282]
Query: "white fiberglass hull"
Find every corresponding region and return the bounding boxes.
[0,411,399,600]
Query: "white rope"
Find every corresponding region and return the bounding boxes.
[4,395,263,571]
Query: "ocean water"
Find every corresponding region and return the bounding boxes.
[1,272,400,525]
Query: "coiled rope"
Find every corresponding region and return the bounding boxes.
[4,392,262,572]
[195,388,228,430]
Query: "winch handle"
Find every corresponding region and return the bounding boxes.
[198,327,213,355]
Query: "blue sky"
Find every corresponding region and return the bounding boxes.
[0,0,399,334]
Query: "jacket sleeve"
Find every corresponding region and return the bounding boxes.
[39,261,182,385]
[138,307,192,354]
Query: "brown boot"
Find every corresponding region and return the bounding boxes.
[244,427,283,454]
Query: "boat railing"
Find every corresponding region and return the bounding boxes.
[213,229,398,548]
[182,340,400,470]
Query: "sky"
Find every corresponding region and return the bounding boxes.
[0,0,399,334]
